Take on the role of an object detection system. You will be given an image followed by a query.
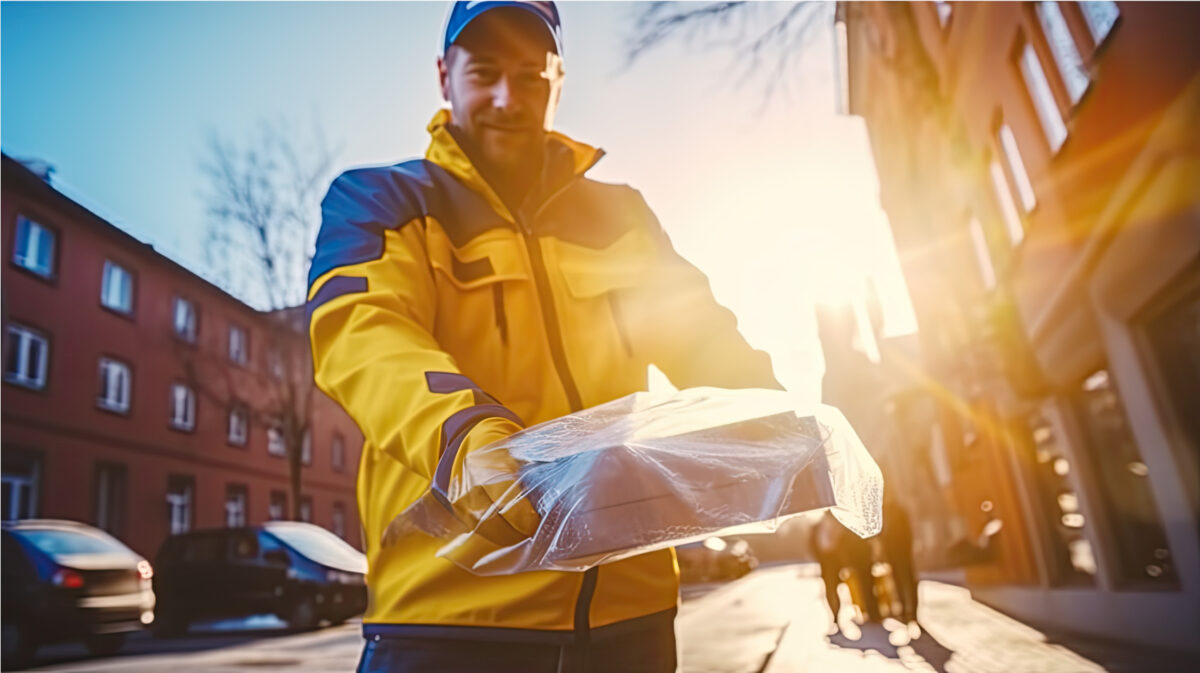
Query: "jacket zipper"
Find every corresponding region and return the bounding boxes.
[517,171,602,663]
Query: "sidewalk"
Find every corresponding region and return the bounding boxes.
[678,564,1199,673]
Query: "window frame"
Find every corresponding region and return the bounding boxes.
[228,324,249,366]
[4,323,50,392]
[96,356,133,415]
[225,483,248,528]
[93,461,128,537]
[331,433,346,472]
[1016,36,1069,154]
[166,474,195,536]
[267,424,287,457]
[100,259,136,317]
[227,402,249,447]
[10,214,58,281]
[169,382,197,432]
[301,429,313,466]
[268,490,288,521]
[172,295,198,344]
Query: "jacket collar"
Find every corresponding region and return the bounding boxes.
[424,109,604,224]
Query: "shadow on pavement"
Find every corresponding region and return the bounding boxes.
[828,621,954,673]
[28,619,349,670]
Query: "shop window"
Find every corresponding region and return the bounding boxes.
[1072,370,1177,586]
[1142,285,1200,508]
[1025,406,1096,585]
[12,215,56,278]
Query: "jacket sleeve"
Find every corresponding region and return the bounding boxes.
[621,191,783,391]
[306,169,525,516]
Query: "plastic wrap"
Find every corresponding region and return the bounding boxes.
[387,387,882,575]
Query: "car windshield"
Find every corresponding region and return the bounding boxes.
[263,523,366,573]
[18,528,131,557]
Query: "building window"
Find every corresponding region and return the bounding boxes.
[301,430,312,466]
[1035,2,1089,105]
[166,475,194,535]
[331,433,346,472]
[267,347,285,380]
[933,1,952,28]
[968,218,996,290]
[1072,370,1177,586]
[173,297,198,343]
[97,357,132,413]
[1080,1,1119,46]
[1019,41,1068,153]
[170,383,196,431]
[998,124,1038,213]
[267,425,287,457]
[101,260,134,314]
[11,215,56,278]
[4,324,49,390]
[94,462,127,537]
[228,404,249,446]
[269,490,288,521]
[988,159,1025,245]
[1,455,39,521]
[1024,405,1096,585]
[332,502,346,539]
[225,484,248,528]
[228,324,248,366]
[298,496,313,524]
[1142,286,1200,494]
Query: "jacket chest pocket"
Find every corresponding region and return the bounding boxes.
[549,227,657,363]
[426,227,528,349]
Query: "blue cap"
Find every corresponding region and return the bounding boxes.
[442,1,563,58]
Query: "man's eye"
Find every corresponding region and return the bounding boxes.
[469,68,500,82]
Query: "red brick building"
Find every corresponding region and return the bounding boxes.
[2,153,363,559]
[839,1,1199,650]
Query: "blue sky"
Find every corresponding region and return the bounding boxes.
[2,1,914,401]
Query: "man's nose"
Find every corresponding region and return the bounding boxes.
[491,75,518,112]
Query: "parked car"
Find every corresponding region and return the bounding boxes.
[1,519,155,669]
[152,521,367,636]
[676,536,758,584]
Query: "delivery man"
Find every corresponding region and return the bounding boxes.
[306,2,780,671]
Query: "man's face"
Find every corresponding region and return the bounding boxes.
[439,9,560,172]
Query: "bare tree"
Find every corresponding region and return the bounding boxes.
[624,1,833,105]
[186,118,338,521]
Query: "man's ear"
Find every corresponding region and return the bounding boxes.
[437,55,450,101]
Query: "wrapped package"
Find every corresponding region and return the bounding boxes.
[388,387,883,575]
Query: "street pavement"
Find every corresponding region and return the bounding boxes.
[26,563,1198,672]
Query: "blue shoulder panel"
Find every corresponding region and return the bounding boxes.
[307,160,441,289]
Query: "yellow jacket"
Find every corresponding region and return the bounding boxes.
[307,110,778,643]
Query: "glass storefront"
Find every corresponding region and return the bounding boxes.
[1072,370,1177,587]
[1024,405,1097,585]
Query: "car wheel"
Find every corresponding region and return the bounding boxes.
[1,620,37,670]
[152,610,189,638]
[85,633,126,657]
[287,596,318,632]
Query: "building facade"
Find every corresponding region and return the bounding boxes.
[2,154,364,559]
[840,1,1199,650]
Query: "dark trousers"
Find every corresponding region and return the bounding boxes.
[356,627,678,673]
